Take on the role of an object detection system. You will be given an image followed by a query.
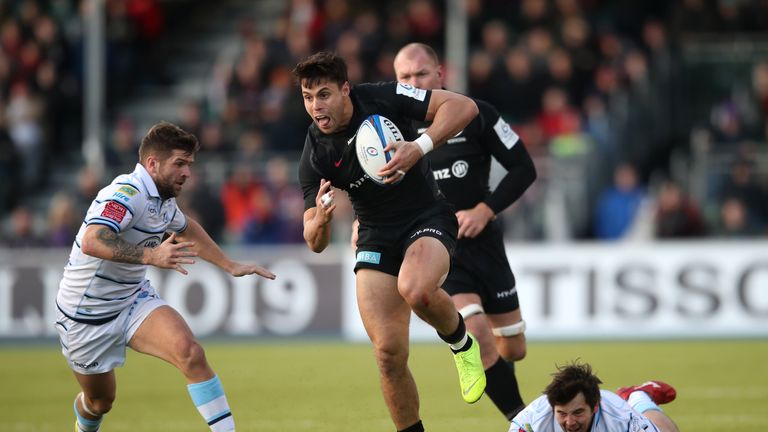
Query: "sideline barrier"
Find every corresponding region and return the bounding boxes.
[1,242,767,340]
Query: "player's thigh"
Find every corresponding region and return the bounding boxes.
[74,370,116,401]
[487,309,527,360]
[399,236,450,294]
[356,269,411,350]
[128,305,198,363]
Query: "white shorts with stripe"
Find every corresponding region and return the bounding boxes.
[55,284,166,375]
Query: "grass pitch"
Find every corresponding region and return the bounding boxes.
[1,339,766,431]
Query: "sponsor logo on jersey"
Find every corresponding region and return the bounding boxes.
[395,83,426,101]
[102,201,127,223]
[112,192,132,202]
[356,251,381,264]
[451,160,469,178]
[497,287,518,299]
[446,135,467,144]
[117,185,138,196]
[419,127,465,144]
[433,168,451,180]
[349,175,367,189]
[493,117,519,149]
[141,236,161,248]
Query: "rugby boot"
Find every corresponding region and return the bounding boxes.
[452,333,486,403]
[617,380,677,405]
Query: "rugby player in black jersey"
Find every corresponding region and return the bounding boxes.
[392,43,537,420]
[294,51,484,432]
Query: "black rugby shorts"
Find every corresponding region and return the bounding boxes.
[354,201,458,277]
[442,221,520,314]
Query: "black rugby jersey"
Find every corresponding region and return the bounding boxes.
[299,82,446,225]
[418,99,535,216]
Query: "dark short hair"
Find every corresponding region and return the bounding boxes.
[544,362,603,409]
[138,121,199,163]
[292,51,348,89]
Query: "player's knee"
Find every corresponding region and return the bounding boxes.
[498,341,527,362]
[87,395,115,416]
[175,338,208,372]
[397,279,429,309]
[372,343,408,377]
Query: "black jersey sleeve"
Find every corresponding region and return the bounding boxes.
[298,134,322,211]
[477,100,537,214]
[356,82,433,124]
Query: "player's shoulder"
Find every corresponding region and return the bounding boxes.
[98,173,146,209]
[511,394,554,432]
[598,390,635,421]
[471,97,500,115]
[354,81,428,103]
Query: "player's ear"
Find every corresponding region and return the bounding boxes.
[341,81,350,96]
[145,154,158,174]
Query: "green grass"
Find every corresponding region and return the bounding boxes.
[1,339,767,431]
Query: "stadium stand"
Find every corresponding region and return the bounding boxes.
[2,0,768,246]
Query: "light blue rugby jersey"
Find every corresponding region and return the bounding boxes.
[56,163,187,322]
[510,390,659,432]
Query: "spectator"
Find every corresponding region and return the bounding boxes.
[654,180,707,239]
[715,197,763,238]
[719,158,767,229]
[1,205,45,248]
[593,163,646,240]
[220,164,272,243]
[46,191,78,247]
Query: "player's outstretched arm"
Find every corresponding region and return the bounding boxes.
[176,217,276,280]
[81,225,197,274]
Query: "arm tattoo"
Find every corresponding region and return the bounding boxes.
[95,227,145,264]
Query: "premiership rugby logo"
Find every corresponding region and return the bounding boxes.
[101,201,127,223]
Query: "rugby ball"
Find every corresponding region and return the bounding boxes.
[355,114,404,185]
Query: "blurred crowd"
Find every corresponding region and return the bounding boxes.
[3,0,768,248]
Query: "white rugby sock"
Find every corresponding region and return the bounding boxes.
[628,390,662,414]
[74,393,102,431]
[187,375,235,431]
[449,333,469,351]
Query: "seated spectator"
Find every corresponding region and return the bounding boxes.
[220,164,273,243]
[715,197,763,238]
[1,205,45,248]
[593,163,646,240]
[719,158,767,229]
[654,180,706,239]
[46,191,78,247]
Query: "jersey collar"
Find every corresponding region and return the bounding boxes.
[134,163,161,198]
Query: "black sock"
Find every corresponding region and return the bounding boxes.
[485,357,525,420]
[398,420,424,432]
[437,313,466,346]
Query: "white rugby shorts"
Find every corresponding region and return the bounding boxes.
[55,284,166,375]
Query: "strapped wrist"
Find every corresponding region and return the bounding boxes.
[414,133,434,155]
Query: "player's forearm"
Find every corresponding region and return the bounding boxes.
[425,94,478,148]
[81,225,148,264]
[303,217,332,253]
[486,146,537,213]
[176,218,234,272]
